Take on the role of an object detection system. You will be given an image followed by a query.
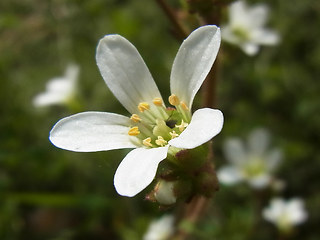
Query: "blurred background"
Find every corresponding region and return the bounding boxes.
[0,0,319,239]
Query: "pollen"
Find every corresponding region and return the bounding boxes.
[176,120,188,132]
[155,136,167,147]
[169,131,179,139]
[153,97,163,106]
[168,94,180,106]
[130,114,141,123]
[142,137,153,147]
[128,126,140,136]
[180,101,189,110]
[138,102,150,112]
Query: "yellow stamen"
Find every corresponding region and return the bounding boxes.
[128,126,140,136]
[169,131,179,139]
[138,102,150,112]
[176,120,188,132]
[155,136,167,147]
[130,114,141,123]
[180,101,189,110]
[168,94,180,106]
[153,97,163,106]
[142,137,153,147]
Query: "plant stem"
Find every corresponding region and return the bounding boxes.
[155,0,189,40]
[156,1,224,239]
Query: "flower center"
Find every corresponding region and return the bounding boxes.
[232,26,250,42]
[127,94,191,148]
[242,157,267,178]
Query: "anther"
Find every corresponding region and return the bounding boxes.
[130,114,141,123]
[180,101,189,110]
[138,102,150,112]
[155,136,167,147]
[176,120,188,132]
[169,131,179,139]
[153,97,163,106]
[168,94,180,106]
[128,126,140,136]
[143,137,153,147]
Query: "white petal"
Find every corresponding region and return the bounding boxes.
[229,0,249,27]
[265,148,282,171]
[33,91,70,107]
[143,215,175,240]
[223,138,247,165]
[96,35,163,114]
[241,42,259,56]
[221,26,241,44]
[252,29,280,45]
[287,199,308,224]
[170,26,221,109]
[49,112,137,152]
[64,63,80,81]
[248,128,270,155]
[114,146,169,197]
[169,108,223,149]
[248,174,271,189]
[248,4,269,28]
[217,166,243,185]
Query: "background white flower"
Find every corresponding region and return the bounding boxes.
[262,197,308,231]
[221,0,280,56]
[49,26,223,197]
[33,64,80,107]
[218,128,282,189]
[143,215,175,240]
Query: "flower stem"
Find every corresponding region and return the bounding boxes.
[155,0,189,40]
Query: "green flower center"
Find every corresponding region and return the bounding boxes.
[128,94,191,149]
[232,26,250,42]
[242,157,266,178]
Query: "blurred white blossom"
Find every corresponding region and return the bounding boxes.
[49,26,223,197]
[143,215,175,240]
[221,0,280,56]
[263,197,308,232]
[33,64,79,107]
[218,128,282,189]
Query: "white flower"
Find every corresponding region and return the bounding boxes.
[33,64,80,107]
[262,198,308,231]
[221,0,280,56]
[49,26,224,197]
[218,128,282,189]
[143,215,175,240]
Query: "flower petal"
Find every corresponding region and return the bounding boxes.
[114,146,169,197]
[263,198,284,222]
[223,138,247,165]
[241,42,259,56]
[169,108,223,149]
[247,3,269,28]
[229,0,250,27]
[248,128,270,155]
[248,174,271,189]
[287,199,308,224]
[252,29,280,45]
[49,112,137,152]
[170,26,221,109]
[96,34,163,114]
[217,166,243,185]
[265,148,282,171]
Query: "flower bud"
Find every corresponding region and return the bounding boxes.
[154,180,177,205]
